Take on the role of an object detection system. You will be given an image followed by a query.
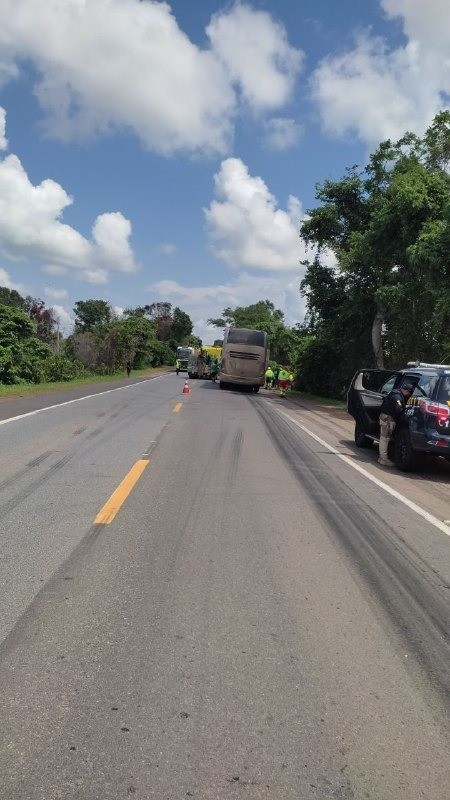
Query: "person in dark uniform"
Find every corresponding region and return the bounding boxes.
[378,380,415,466]
[126,360,132,378]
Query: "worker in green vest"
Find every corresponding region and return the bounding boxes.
[278,366,290,396]
[264,366,274,389]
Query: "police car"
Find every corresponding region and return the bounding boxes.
[347,362,450,471]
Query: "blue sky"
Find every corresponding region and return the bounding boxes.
[0,0,448,342]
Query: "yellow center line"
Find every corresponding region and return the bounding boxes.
[172,402,183,413]
[94,458,149,525]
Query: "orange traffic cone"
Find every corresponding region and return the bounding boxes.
[182,380,190,394]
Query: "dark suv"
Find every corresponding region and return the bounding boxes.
[347,363,450,471]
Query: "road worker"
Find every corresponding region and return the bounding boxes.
[278,366,290,397]
[378,380,415,466]
[210,357,219,382]
[175,358,181,375]
[265,366,274,389]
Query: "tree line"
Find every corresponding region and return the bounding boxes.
[0,293,200,384]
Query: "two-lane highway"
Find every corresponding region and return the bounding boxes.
[0,374,449,799]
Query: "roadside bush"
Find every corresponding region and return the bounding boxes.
[42,355,85,382]
[0,346,20,384]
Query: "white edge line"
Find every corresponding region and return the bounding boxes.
[276,407,450,538]
[0,375,165,427]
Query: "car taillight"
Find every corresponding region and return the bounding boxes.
[419,398,450,428]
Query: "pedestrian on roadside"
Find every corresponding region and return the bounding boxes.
[175,358,181,376]
[126,360,132,378]
[378,380,415,466]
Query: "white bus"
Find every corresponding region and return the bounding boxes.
[219,328,269,392]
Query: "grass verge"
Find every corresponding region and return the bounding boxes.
[0,366,172,399]
[290,390,346,409]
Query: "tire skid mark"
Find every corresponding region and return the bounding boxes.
[72,426,87,436]
[228,429,243,484]
[256,399,450,699]
[0,454,73,520]
[0,450,53,493]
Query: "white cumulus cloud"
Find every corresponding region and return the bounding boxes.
[44,286,68,300]
[0,266,26,294]
[206,2,303,111]
[311,0,450,144]
[0,150,138,283]
[43,264,68,276]
[0,0,302,156]
[157,243,177,256]
[52,304,74,333]
[0,106,7,150]
[264,117,304,150]
[204,157,311,270]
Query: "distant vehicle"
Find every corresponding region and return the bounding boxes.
[176,346,195,372]
[347,363,450,470]
[219,328,269,392]
[187,349,208,379]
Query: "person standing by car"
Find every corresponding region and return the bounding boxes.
[378,380,415,466]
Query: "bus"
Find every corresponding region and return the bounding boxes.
[219,328,269,392]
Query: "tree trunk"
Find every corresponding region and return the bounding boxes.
[372,308,385,368]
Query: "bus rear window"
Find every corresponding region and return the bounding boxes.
[227,329,266,347]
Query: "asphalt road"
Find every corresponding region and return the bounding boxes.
[0,374,449,799]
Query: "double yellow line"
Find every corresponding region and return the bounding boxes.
[94,400,184,525]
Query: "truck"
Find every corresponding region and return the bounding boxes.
[176,346,195,372]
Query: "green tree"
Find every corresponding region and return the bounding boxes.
[73,299,112,332]
[0,286,25,309]
[301,112,450,372]
[187,334,202,348]
[24,296,58,344]
[171,307,193,343]
[0,304,52,383]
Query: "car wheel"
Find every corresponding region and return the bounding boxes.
[393,428,419,472]
[354,423,372,448]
